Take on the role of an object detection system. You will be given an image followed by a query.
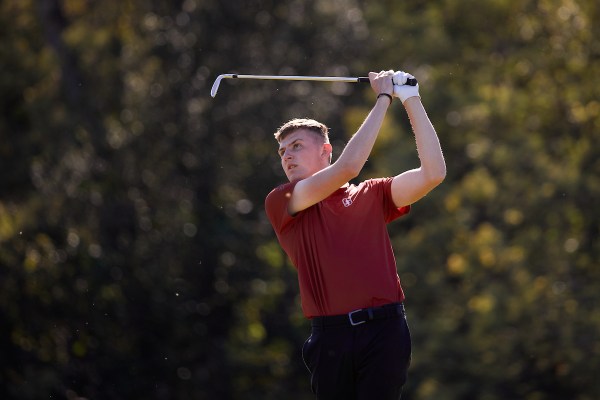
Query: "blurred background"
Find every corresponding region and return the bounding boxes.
[1,0,599,399]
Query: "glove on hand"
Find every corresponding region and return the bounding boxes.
[392,71,420,104]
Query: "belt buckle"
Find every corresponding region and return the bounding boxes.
[348,309,365,326]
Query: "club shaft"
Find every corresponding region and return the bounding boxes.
[210,73,416,97]
[227,74,369,83]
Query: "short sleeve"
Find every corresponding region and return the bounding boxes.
[265,181,298,234]
[369,178,410,223]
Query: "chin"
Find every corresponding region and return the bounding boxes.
[287,173,304,182]
[285,170,297,181]
[285,168,309,182]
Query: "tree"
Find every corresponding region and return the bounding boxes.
[1,0,599,399]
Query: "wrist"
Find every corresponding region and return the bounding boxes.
[376,92,393,106]
[402,95,421,106]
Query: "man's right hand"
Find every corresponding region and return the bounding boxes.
[369,70,394,98]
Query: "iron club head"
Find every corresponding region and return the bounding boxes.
[210,74,234,98]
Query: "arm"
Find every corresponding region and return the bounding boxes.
[390,96,446,207]
[288,71,394,215]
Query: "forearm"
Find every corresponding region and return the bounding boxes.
[335,97,390,176]
[404,97,446,180]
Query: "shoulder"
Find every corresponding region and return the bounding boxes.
[265,181,300,233]
[355,177,394,193]
[359,178,410,221]
[266,182,296,203]
[363,177,394,187]
[265,181,297,216]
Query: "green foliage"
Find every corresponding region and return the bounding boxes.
[1,0,599,399]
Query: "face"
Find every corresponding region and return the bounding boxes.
[278,129,331,182]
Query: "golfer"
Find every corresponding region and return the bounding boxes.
[265,70,446,399]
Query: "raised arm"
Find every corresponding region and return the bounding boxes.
[390,77,446,208]
[288,70,394,215]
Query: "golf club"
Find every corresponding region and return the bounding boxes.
[210,74,417,98]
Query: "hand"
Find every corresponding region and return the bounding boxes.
[369,70,394,97]
[392,71,420,104]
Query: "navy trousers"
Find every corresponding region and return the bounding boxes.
[302,303,412,400]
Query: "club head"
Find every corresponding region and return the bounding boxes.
[210,74,234,97]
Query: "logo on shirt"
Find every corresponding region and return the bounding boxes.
[342,197,353,207]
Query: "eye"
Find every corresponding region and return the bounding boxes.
[293,143,301,150]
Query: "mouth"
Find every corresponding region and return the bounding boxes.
[287,164,297,172]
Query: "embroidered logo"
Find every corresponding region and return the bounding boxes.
[342,198,353,207]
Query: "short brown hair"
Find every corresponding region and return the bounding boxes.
[274,118,330,143]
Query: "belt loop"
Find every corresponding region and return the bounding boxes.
[396,303,404,316]
[367,308,374,321]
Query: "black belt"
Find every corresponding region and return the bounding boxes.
[311,303,405,328]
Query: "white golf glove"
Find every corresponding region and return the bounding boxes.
[392,71,420,104]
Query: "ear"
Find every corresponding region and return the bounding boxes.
[322,143,333,164]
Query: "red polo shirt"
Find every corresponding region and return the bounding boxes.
[265,178,410,318]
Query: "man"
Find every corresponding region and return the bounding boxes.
[265,70,446,399]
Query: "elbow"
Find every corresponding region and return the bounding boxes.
[436,165,447,183]
[431,173,446,187]
[427,165,446,187]
[337,161,362,180]
[344,167,361,182]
